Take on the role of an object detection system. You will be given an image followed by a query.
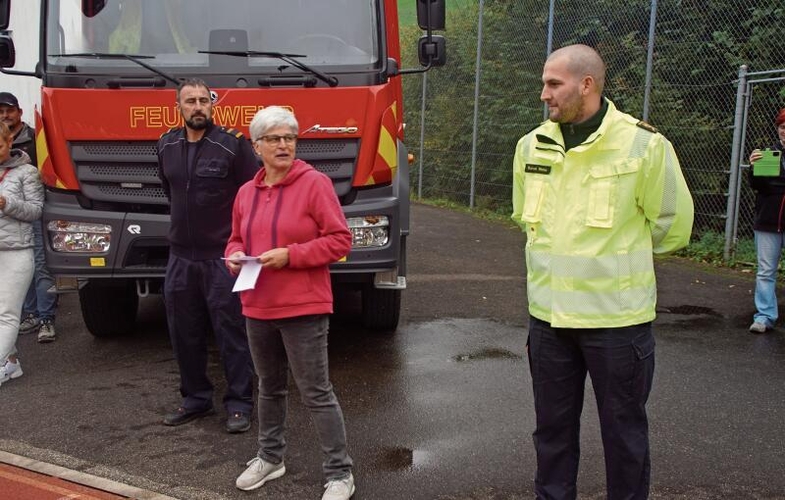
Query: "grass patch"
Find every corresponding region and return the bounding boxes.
[415,197,519,229]
[678,230,756,269]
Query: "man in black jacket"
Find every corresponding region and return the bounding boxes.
[157,78,258,432]
[0,92,35,163]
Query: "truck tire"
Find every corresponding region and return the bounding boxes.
[79,280,139,337]
[361,286,401,332]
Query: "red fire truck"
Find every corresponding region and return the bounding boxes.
[0,0,446,336]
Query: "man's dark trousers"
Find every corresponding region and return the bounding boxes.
[527,316,655,500]
[164,254,253,414]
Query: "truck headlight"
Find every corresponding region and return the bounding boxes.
[346,215,389,248]
[47,220,112,253]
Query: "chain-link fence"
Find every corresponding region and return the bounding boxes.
[400,0,785,260]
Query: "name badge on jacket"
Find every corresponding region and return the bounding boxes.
[525,164,551,175]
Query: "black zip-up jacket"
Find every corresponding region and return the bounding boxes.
[13,122,37,167]
[157,122,259,260]
[750,142,785,233]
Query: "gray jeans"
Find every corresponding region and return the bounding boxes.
[246,314,353,480]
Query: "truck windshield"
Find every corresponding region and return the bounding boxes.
[45,0,380,74]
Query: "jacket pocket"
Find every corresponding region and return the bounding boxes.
[585,159,640,228]
[194,159,230,206]
[195,159,230,179]
[520,176,547,223]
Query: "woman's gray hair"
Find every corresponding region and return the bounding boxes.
[249,106,299,141]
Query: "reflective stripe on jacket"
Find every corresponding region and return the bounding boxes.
[512,100,694,328]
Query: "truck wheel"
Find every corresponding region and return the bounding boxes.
[361,286,401,332]
[79,280,139,337]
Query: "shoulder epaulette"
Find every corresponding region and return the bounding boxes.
[159,127,179,139]
[222,127,245,139]
[518,120,548,139]
[636,120,658,134]
[523,121,547,136]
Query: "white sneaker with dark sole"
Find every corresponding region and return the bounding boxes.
[18,314,40,335]
[37,320,56,343]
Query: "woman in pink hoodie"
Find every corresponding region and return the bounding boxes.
[225,106,355,500]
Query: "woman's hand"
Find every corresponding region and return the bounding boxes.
[0,195,5,211]
[226,250,247,274]
[750,149,762,164]
[259,247,289,270]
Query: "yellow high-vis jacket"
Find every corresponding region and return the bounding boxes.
[512,99,694,328]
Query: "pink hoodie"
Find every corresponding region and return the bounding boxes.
[225,159,352,320]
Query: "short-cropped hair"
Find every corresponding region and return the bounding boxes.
[176,78,211,101]
[249,106,299,141]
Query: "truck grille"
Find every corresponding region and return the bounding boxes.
[71,141,164,206]
[69,138,358,207]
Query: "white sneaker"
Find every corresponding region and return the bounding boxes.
[0,361,23,385]
[749,321,768,334]
[322,472,355,500]
[235,457,285,491]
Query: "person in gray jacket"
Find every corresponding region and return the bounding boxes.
[0,92,59,343]
[0,121,44,386]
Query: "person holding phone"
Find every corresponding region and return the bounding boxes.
[748,108,785,333]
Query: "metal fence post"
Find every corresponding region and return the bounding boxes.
[724,64,748,261]
[418,71,427,199]
[642,0,658,122]
[543,0,556,120]
[469,0,485,209]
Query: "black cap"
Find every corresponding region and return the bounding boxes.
[0,92,20,108]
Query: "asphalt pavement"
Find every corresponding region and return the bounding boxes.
[1,202,784,499]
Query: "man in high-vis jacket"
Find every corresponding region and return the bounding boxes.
[512,45,693,500]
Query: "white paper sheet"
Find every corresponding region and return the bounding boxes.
[224,258,262,292]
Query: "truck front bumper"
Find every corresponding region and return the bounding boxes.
[43,191,169,279]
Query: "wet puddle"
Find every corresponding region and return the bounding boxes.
[377,447,434,471]
[660,305,720,316]
[453,347,522,362]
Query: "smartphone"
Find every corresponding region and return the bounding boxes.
[753,148,782,177]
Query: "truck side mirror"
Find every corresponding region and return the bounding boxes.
[0,35,15,67]
[418,35,446,68]
[0,0,10,30]
[416,0,445,31]
[82,0,107,18]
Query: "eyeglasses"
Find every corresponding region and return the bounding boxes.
[257,134,298,145]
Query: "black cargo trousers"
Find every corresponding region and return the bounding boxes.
[527,316,655,500]
[164,254,254,415]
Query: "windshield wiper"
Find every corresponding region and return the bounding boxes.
[51,53,181,86]
[198,50,339,87]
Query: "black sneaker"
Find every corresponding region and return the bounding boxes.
[162,406,214,426]
[226,412,251,433]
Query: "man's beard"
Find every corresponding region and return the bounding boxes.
[185,115,210,130]
[552,98,584,124]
